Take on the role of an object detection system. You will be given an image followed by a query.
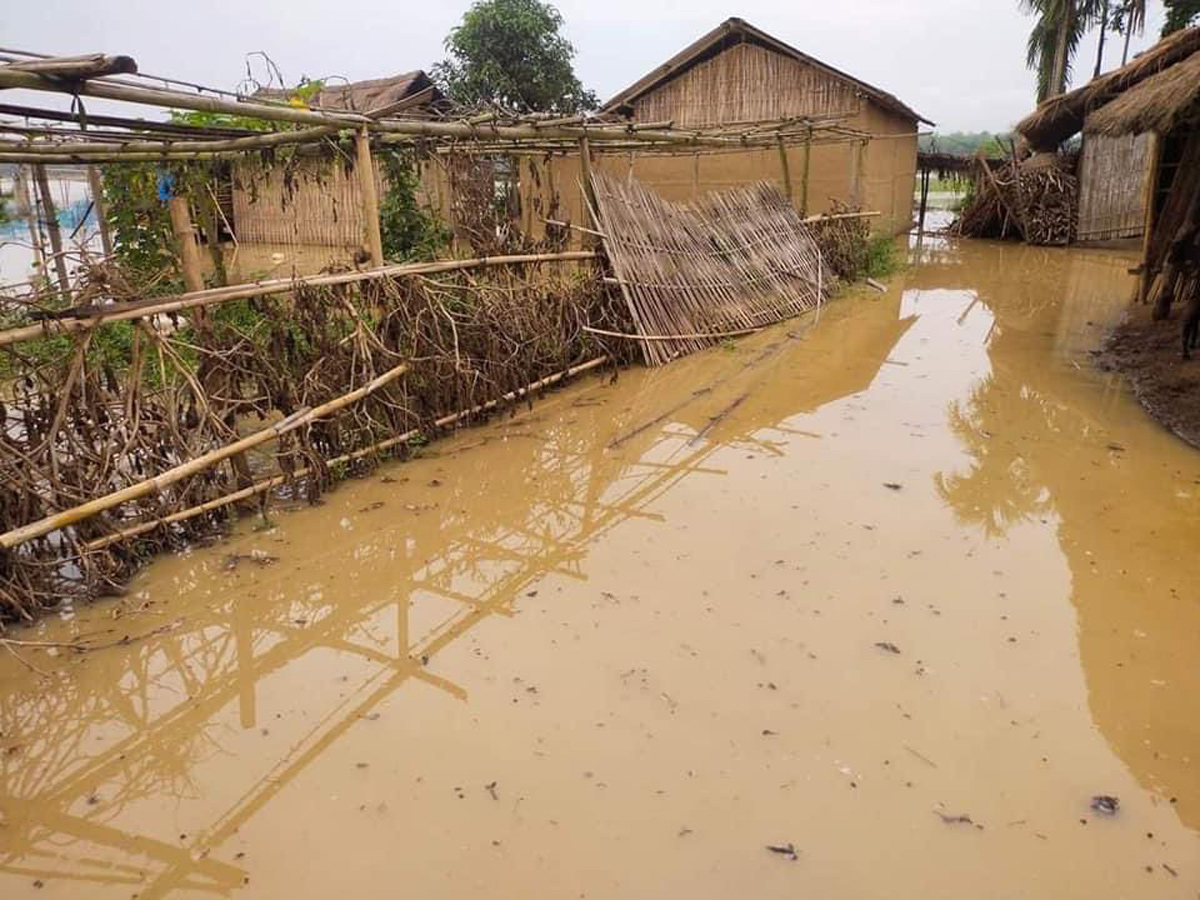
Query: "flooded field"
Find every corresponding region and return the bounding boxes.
[1,236,1198,898]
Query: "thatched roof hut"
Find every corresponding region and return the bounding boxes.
[1083,49,1200,139]
[1012,28,1200,249]
[1016,27,1200,152]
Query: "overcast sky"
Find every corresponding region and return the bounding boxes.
[4,0,1171,132]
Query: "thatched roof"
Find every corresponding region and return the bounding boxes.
[1085,49,1200,136]
[1017,27,1200,149]
[600,17,931,125]
[254,71,444,116]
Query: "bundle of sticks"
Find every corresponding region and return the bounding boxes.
[952,156,1078,246]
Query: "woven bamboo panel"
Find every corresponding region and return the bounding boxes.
[591,170,829,365]
[630,43,859,127]
[1077,133,1151,241]
[231,158,385,248]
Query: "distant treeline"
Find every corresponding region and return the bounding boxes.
[919,132,1014,157]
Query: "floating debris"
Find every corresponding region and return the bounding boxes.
[766,842,799,861]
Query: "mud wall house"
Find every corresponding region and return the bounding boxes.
[536,18,930,236]
[1016,27,1200,246]
[229,72,446,252]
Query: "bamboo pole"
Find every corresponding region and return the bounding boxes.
[800,210,881,224]
[356,128,385,267]
[1,362,411,551]
[32,163,70,301]
[918,169,930,234]
[82,356,608,552]
[0,125,343,157]
[0,66,747,149]
[6,53,137,79]
[13,165,45,275]
[0,250,598,348]
[578,136,597,227]
[168,194,206,294]
[777,135,793,204]
[85,167,113,258]
[1138,132,1162,305]
[0,125,903,165]
[850,140,865,208]
[800,128,812,216]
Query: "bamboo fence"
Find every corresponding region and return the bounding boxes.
[0,254,631,622]
[0,45,901,623]
[590,171,831,364]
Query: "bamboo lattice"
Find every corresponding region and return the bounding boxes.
[590,171,830,365]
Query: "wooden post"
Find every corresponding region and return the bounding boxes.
[86,165,114,258]
[14,166,45,276]
[1152,187,1200,320]
[578,135,599,246]
[78,116,114,259]
[356,127,385,267]
[850,139,868,209]
[777,136,793,205]
[800,127,812,217]
[33,163,71,300]
[918,169,931,234]
[1138,132,1162,305]
[168,193,207,332]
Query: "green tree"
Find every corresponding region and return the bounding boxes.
[1162,0,1200,34]
[1022,0,1101,101]
[376,151,449,261]
[433,0,598,112]
[1026,0,1146,98]
[1110,0,1147,66]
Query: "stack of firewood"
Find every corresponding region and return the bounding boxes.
[952,157,1077,246]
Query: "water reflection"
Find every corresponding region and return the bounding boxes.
[0,297,913,897]
[919,241,1200,825]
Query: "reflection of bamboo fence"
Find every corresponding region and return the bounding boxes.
[590,172,829,365]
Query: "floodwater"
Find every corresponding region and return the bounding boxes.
[1,235,1199,898]
[0,175,103,291]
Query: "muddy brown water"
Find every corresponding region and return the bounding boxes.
[2,237,1199,898]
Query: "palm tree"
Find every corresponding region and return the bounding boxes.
[1023,0,1081,101]
[1117,0,1147,66]
[1093,0,1111,78]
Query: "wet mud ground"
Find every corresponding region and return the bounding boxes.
[1,236,1199,898]
[1104,304,1200,450]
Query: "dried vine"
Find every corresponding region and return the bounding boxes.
[1,258,632,623]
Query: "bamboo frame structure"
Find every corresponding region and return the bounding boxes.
[0,45,896,620]
[82,356,609,552]
[0,251,599,347]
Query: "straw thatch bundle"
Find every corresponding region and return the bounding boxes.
[1017,27,1200,150]
[1084,50,1200,138]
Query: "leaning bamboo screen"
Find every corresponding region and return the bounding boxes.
[1077,133,1152,241]
[590,171,830,365]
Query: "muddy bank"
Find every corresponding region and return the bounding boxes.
[1102,304,1200,449]
[1,238,1198,899]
